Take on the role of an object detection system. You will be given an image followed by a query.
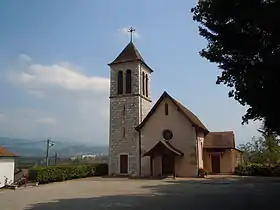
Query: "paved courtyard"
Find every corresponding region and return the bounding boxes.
[0,176,279,210]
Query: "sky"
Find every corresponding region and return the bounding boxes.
[0,0,261,146]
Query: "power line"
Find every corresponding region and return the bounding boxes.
[0,139,59,146]
[0,140,47,147]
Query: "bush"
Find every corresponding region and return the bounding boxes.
[28,163,108,184]
[235,163,280,177]
[94,163,108,176]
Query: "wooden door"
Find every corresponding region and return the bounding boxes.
[162,155,174,175]
[120,154,128,174]
[211,155,220,173]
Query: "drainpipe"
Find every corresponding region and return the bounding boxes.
[195,127,199,176]
[138,62,143,177]
[138,129,142,176]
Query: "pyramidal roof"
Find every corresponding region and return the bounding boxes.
[108,42,153,72]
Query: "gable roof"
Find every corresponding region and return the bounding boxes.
[0,146,17,157]
[135,91,209,133]
[204,131,235,148]
[108,42,153,72]
[143,141,184,157]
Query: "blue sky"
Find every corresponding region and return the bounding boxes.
[0,0,261,145]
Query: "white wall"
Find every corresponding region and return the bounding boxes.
[140,97,198,177]
[0,158,15,188]
[197,132,204,169]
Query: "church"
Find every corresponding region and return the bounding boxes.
[108,37,242,177]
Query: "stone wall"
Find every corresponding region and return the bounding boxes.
[109,61,152,176]
[108,57,153,176]
[110,62,140,97]
[109,96,140,175]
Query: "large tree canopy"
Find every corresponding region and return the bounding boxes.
[191,0,280,134]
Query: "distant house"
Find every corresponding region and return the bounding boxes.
[0,146,17,188]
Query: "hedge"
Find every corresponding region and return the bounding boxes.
[235,163,280,177]
[28,163,108,184]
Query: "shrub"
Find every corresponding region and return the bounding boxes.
[235,163,280,177]
[94,163,108,176]
[28,163,108,184]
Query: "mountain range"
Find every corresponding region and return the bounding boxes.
[0,137,108,157]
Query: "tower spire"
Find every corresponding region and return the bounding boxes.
[128,27,136,43]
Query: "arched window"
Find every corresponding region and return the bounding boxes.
[117,71,123,94]
[145,74,148,97]
[142,72,145,96]
[165,103,169,115]
[125,69,132,94]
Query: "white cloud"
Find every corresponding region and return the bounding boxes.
[1,55,110,144]
[18,54,32,63]
[118,27,140,39]
[38,117,57,125]
[8,62,109,93]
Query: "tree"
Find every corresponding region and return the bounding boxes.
[191,0,280,134]
[238,123,280,164]
[238,136,265,163]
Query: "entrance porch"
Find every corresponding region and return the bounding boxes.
[143,141,183,178]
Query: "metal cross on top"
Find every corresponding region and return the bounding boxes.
[128,27,136,42]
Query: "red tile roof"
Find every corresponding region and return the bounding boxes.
[0,146,17,157]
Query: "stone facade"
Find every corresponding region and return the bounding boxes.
[109,60,152,176]
[140,65,152,120]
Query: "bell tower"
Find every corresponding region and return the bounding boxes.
[108,28,153,176]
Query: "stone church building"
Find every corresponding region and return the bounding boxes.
[108,40,242,177]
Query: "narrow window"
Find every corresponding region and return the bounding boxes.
[125,69,132,94]
[145,74,148,97]
[123,105,126,117]
[165,103,168,115]
[117,71,123,94]
[142,72,145,95]
[123,127,125,138]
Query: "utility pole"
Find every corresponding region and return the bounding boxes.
[45,139,54,166]
[46,139,50,166]
[54,152,58,166]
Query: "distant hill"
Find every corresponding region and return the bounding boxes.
[0,137,108,157]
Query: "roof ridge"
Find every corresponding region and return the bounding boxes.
[136,91,209,133]
[166,93,209,132]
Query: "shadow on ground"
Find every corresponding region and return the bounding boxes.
[26,177,280,210]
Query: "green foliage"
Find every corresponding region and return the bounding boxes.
[237,124,280,176]
[235,163,280,177]
[191,0,280,134]
[28,163,108,184]
[94,163,108,176]
[238,132,280,164]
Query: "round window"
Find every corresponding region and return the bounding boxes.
[162,129,173,140]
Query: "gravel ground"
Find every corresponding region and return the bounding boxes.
[0,176,279,210]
